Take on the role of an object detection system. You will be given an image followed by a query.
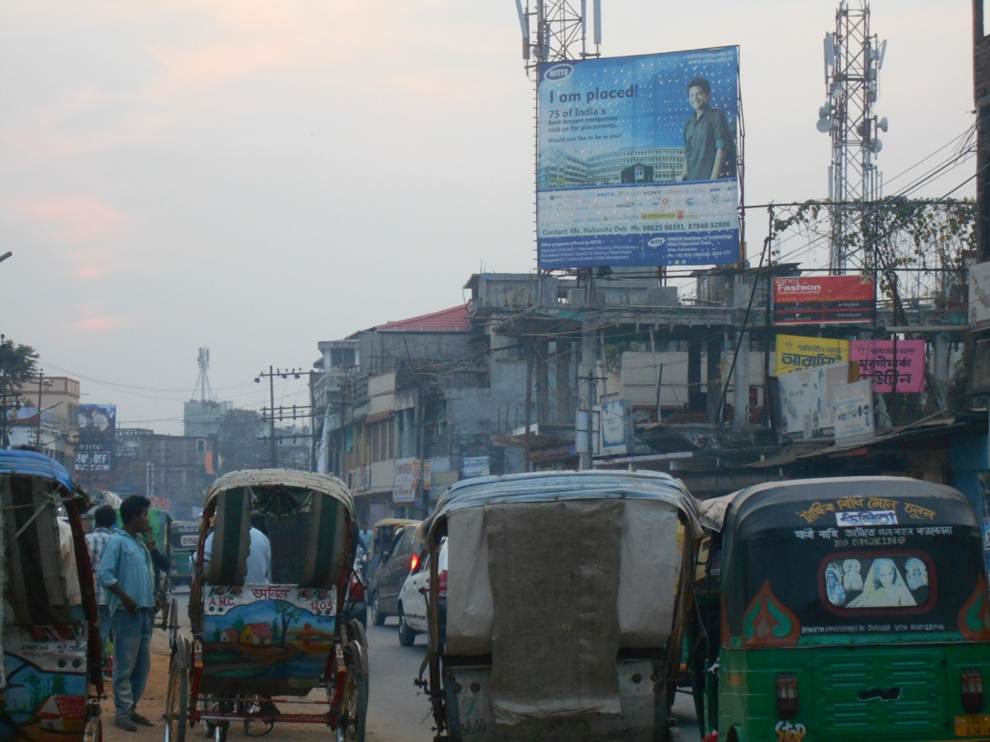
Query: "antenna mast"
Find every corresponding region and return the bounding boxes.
[817,0,887,274]
[192,346,215,403]
[516,0,600,74]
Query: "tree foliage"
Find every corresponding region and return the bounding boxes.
[0,336,38,395]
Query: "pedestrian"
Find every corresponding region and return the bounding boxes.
[97,495,156,732]
[85,505,117,661]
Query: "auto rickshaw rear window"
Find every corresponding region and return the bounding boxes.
[822,552,935,612]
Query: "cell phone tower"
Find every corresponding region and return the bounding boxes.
[513,0,600,74]
[816,1,887,274]
[192,346,215,403]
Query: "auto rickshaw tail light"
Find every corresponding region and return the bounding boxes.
[775,673,799,719]
[410,553,420,573]
[962,669,984,713]
[437,569,448,597]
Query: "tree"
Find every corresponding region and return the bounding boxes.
[216,408,266,473]
[0,336,39,447]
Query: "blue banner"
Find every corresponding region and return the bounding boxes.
[537,47,741,269]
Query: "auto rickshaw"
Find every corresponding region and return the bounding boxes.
[367,518,418,584]
[420,470,700,742]
[0,449,104,741]
[692,476,990,742]
[168,520,199,588]
[163,468,368,741]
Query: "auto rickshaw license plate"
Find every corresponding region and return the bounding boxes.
[954,714,990,736]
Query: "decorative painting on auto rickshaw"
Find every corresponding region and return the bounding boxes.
[201,585,337,683]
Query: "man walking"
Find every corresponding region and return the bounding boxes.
[97,496,156,732]
[85,505,116,666]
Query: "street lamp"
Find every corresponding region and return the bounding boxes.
[0,252,12,265]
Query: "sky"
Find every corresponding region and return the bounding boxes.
[0,1,974,434]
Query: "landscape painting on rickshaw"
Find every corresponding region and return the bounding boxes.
[202,584,337,682]
[2,626,88,740]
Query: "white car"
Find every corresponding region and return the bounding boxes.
[396,538,447,647]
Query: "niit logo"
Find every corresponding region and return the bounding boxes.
[544,64,573,81]
[647,237,667,248]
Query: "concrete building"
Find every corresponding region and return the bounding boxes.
[7,376,80,465]
[183,399,233,438]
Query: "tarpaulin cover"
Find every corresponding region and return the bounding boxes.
[446,499,685,657]
[486,499,623,724]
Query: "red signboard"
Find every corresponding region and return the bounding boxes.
[773,276,875,325]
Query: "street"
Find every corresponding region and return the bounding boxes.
[101,593,699,741]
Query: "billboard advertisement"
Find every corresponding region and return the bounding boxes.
[970,261,990,329]
[778,363,849,440]
[833,379,875,446]
[850,339,925,393]
[537,46,740,269]
[772,276,875,325]
[75,404,116,472]
[775,334,849,376]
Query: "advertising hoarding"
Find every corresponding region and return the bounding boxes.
[775,334,849,376]
[772,276,874,325]
[970,261,990,329]
[850,339,925,393]
[833,379,875,446]
[778,363,849,440]
[537,47,740,269]
[599,400,628,455]
[75,404,116,472]
[393,458,417,504]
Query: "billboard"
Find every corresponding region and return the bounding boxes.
[775,334,849,376]
[537,46,740,269]
[75,404,116,472]
[850,339,925,393]
[778,363,849,440]
[970,261,990,329]
[772,276,875,325]
[833,379,875,446]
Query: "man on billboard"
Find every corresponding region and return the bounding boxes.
[679,76,735,181]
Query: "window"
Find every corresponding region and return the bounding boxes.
[822,552,934,611]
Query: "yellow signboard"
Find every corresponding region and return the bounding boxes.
[775,334,849,376]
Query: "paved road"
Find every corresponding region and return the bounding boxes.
[103,592,698,741]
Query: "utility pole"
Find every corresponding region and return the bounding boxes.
[255,366,311,469]
[33,369,45,449]
[0,251,12,265]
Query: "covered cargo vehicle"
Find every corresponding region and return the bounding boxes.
[421,470,700,742]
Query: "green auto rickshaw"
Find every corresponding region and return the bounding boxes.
[693,476,990,742]
[168,519,199,587]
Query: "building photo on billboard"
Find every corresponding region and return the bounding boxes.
[536,46,741,269]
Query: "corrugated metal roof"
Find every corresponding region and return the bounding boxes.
[0,449,75,491]
[375,304,471,333]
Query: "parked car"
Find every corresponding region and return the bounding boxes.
[397,538,447,646]
[369,523,422,627]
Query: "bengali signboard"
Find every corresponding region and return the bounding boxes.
[461,456,490,479]
[833,379,875,446]
[393,458,417,504]
[775,334,849,376]
[778,363,849,440]
[75,404,116,472]
[850,339,925,393]
[772,276,875,325]
[537,47,740,268]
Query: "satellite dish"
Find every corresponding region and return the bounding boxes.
[877,116,889,132]
[817,118,831,134]
[869,139,883,154]
[818,103,831,119]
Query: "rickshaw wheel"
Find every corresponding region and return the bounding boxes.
[334,639,368,742]
[163,663,188,742]
[346,618,368,650]
[83,716,102,742]
[212,723,229,742]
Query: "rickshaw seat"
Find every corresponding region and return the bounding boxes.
[205,486,252,585]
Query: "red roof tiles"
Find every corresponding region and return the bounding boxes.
[375,305,471,333]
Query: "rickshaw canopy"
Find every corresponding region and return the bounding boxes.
[0,449,75,492]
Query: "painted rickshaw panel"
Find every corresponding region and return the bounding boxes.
[0,450,100,742]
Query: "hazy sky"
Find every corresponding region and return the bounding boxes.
[0,1,973,433]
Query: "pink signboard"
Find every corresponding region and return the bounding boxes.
[850,339,926,393]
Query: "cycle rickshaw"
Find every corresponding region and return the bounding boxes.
[163,469,368,741]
